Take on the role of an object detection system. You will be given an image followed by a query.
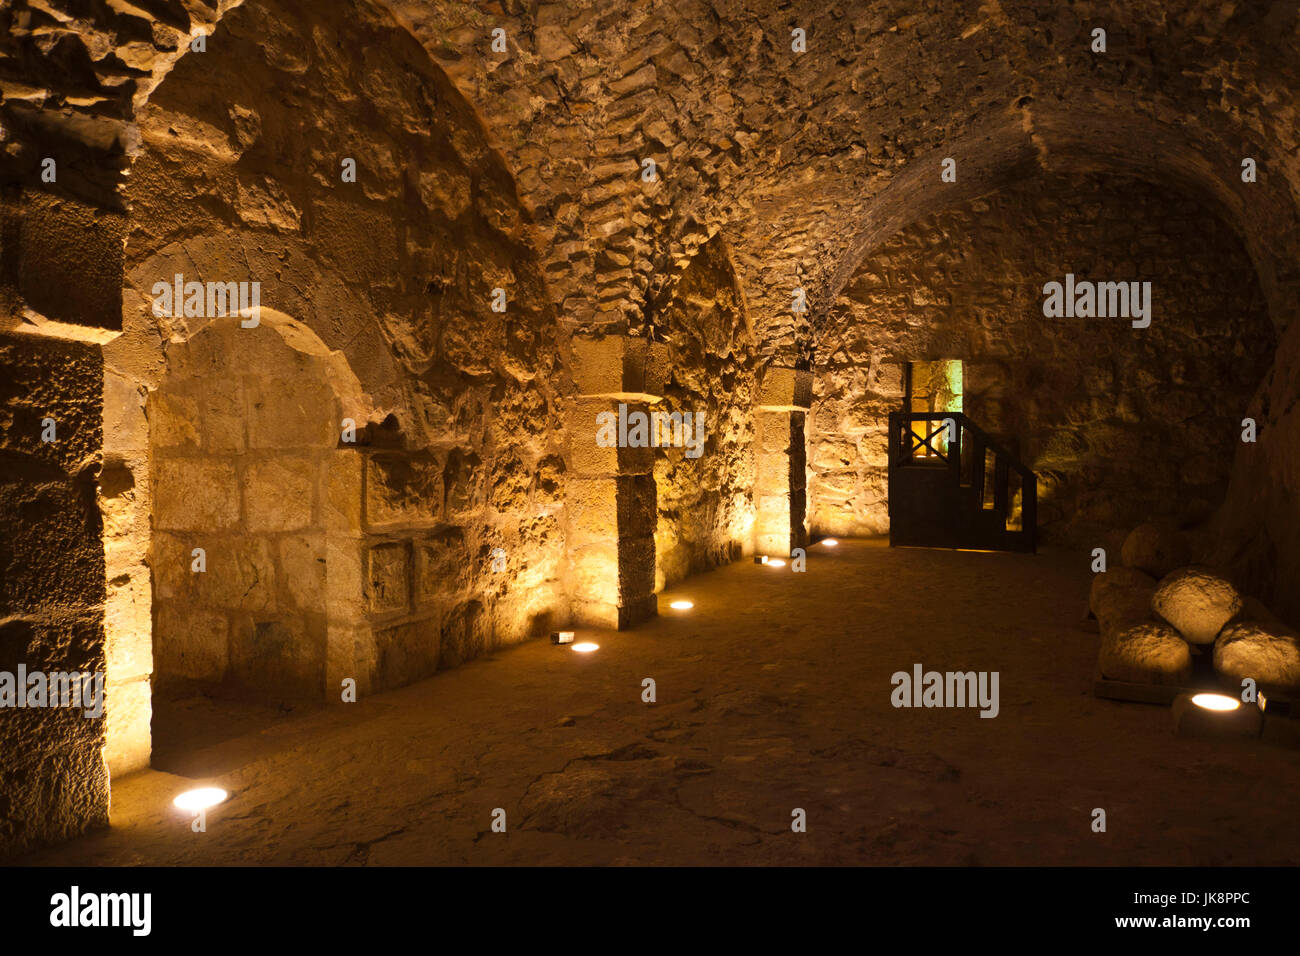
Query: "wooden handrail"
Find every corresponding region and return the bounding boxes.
[890,412,1034,481]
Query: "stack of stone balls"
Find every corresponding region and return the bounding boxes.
[1092,523,1300,696]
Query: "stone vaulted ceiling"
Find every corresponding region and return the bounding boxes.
[3,0,1298,363]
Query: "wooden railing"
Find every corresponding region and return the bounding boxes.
[887,411,1037,553]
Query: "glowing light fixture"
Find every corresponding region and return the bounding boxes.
[1191,693,1240,712]
[173,787,228,811]
[768,558,787,567]
[669,600,693,610]
[822,538,839,547]
[572,642,599,653]
[1172,690,1262,738]
[551,630,575,645]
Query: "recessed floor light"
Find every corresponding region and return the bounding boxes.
[669,600,693,610]
[1191,693,1240,712]
[768,558,786,567]
[572,642,599,653]
[822,538,839,547]
[173,787,228,811]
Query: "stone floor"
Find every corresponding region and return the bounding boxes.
[21,538,1300,866]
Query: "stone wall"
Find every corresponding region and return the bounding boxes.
[1211,318,1300,627]
[651,237,756,587]
[810,172,1275,547]
[347,437,565,695]
[0,332,109,856]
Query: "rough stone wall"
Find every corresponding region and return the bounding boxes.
[6,1,1300,361]
[651,237,756,588]
[810,173,1274,547]
[378,0,1300,365]
[0,332,109,857]
[1212,318,1300,627]
[348,437,565,694]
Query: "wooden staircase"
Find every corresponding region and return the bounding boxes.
[887,411,1037,553]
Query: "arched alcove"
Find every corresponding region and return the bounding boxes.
[649,236,758,589]
[809,170,1276,549]
[148,312,366,723]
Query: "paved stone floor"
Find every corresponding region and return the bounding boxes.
[21,538,1300,866]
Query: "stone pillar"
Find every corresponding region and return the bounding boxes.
[0,185,124,854]
[324,449,367,697]
[754,367,813,557]
[566,334,668,629]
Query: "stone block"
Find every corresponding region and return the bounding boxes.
[570,542,620,607]
[440,600,490,669]
[204,537,277,612]
[153,458,240,531]
[371,616,441,690]
[566,398,654,476]
[154,603,228,682]
[104,676,152,778]
[199,383,247,454]
[104,570,152,681]
[325,450,364,534]
[568,474,656,544]
[227,613,326,701]
[414,528,470,606]
[571,334,664,399]
[617,534,656,602]
[758,367,813,410]
[572,593,658,630]
[365,541,410,615]
[245,456,316,531]
[246,379,337,450]
[148,391,199,449]
[17,189,124,332]
[365,452,443,528]
[326,621,363,696]
[325,535,366,621]
[279,533,326,610]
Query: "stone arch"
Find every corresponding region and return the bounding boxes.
[815,109,1300,345]
[807,168,1277,547]
[147,310,366,717]
[648,235,758,588]
[97,0,569,776]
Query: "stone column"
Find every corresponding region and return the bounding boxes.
[0,184,125,853]
[754,366,813,557]
[566,334,668,629]
[324,449,367,697]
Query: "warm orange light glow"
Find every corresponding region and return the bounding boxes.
[768,558,786,567]
[822,538,838,547]
[173,787,228,810]
[572,642,599,653]
[669,600,693,610]
[1191,693,1240,712]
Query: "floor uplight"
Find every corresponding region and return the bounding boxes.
[1191,693,1241,711]
[572,642,599,653]
[669,600,694,610]
[173,787,228,811]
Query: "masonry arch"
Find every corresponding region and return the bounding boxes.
[97,0,568,776]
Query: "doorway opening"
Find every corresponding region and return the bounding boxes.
[904,360,964,459]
